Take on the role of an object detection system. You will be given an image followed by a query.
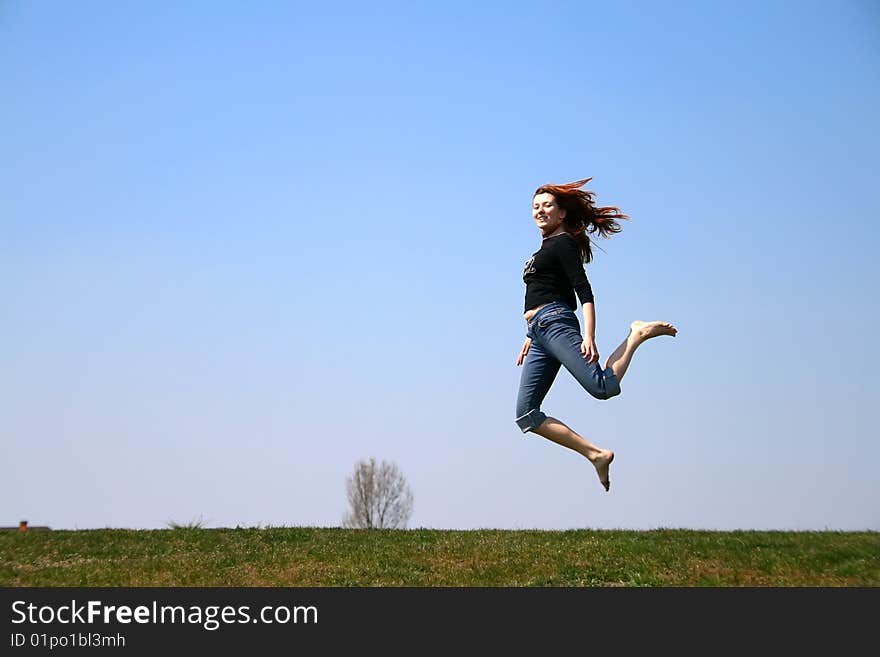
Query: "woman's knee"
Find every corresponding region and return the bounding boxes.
[593,374,621,400]
[590,387,620,401]
[579,366,621,400]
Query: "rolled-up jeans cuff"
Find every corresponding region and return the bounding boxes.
[603,367,621,398]
[515,409,546,433]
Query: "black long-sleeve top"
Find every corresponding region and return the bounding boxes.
[522,232,594,312]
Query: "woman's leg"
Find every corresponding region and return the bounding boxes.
[515,334,613,490]
[531,416,615,492]
[540,314,622,400]
[605,320,677,382]
[515,337,561,433]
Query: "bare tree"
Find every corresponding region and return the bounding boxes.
[342,457,414,529]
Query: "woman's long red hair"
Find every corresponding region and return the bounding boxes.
[534,177,629,263]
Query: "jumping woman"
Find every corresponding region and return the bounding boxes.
[515,177,677,492]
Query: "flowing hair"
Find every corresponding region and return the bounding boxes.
[534,177,629,263]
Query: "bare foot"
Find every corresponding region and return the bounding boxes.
[590,450,614,492]
[630,320,677,344]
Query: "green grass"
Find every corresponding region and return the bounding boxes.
[1,528,877,586]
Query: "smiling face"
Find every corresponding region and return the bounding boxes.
[532,192,566,237]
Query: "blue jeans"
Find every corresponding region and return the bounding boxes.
[515,301,621,433]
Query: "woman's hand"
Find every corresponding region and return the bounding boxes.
[580,337,599,365]
[516,338,532,366]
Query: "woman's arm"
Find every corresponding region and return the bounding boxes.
[580,302,599,364]
[554,235,599,363]
[582,301,596,340]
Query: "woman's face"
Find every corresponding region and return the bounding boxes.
[532,192,566,236]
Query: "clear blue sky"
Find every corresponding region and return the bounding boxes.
[3,1,878,531]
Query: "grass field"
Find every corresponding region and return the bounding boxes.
[1,527,877,586]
